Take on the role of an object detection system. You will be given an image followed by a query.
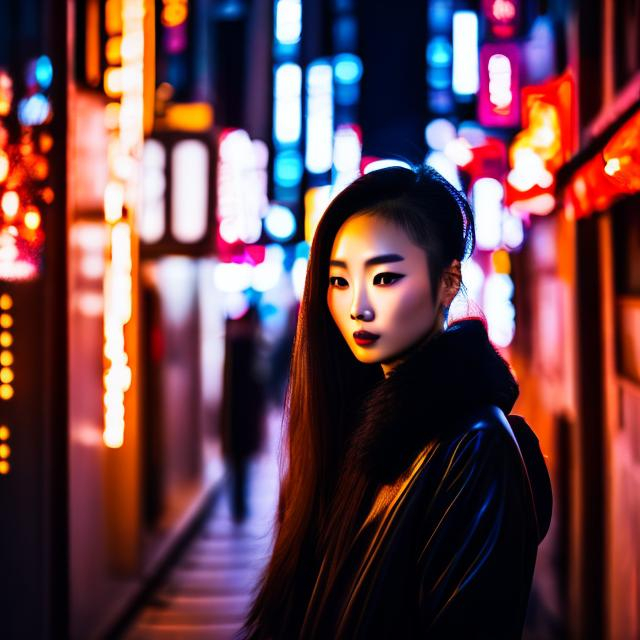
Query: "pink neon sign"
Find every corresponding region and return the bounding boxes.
[478,43,521,128]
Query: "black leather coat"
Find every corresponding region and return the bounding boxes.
[299,320,552,639]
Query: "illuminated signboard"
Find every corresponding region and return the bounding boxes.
[216,128,269,257]
[139,132,216,256]
[506,71,575,215]
[478,43,521,128]
[482,0,520,39]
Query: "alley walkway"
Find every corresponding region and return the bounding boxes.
[123,449,279,640]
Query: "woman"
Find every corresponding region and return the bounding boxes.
[242,165,552,639]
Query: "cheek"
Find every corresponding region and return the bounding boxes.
[380,285,435,334]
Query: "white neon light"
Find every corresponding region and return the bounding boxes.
[452,11,479,96]
[171,139,209,243]
[484,273,515,348]
[275,0,302,45]
[305,62,334,174]
[103,222,133,448]
[472,178,504,251]
[141,139,166,243]
[274,63,302,145]
[488,54,513,110]
[217,129,269,245]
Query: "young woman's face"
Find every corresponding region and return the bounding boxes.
[327,213,439,373]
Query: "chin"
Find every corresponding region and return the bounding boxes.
[350,344,392,365]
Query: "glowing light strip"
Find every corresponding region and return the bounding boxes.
[452,11,479,96]
[103,0,144,449]
[0,293,13,475]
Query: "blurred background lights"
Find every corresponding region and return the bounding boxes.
[275,0,302,45]
[274,63,302,145]
[334,53,363,84]
[23,209,42,230]
[425,118,456,151]
[274,150,303,187]
[1,191,19,218]
[171,139,209,243]
[305,61,333,174]
[18,94,51,126]
[444,137,473,167]
[251,245,285,292]
[291,256,308,301]
[265,204,296,241]
[452,11,479,96]
[224,291,251,320]
[473,177,504,250]
[35,56,53,90]
[214,262,253,293]
[0,151,9,182]
[425,151,462,190]
[426,37,453,76]
[502,212,524,249]
[488,54,513,110]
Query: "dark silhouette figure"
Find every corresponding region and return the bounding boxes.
[221,305,265,523]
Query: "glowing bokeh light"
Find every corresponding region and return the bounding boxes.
[473,178,504,250]
[35,56,53,89]
[265,204,296,241]
[305,61,333,174]
[452,12,479,96]
[275,0,302,45]
[171,139,209,243]
[1,192,19,218]
[425,119,456,151]
[274,63,302,145]
[24,209,41,230]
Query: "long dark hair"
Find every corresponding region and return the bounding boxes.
[242,165,475,639]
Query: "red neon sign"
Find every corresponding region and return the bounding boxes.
[482,0,519,38]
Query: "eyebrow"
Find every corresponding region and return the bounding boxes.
[329,253,405,268]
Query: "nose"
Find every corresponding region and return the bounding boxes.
[348,279,374,321]
[350,294,374,321]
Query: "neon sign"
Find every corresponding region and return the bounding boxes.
[478,43,520,128]
[102,0,144,449]
[482,0,519,39]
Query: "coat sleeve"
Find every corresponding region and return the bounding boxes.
[416,422,539,639]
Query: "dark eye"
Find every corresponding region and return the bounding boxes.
[329,276,349,288]
[374,272,405,286]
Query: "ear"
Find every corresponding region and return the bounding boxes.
[438,259,461,308]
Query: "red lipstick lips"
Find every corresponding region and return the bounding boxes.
[353,330,380,346]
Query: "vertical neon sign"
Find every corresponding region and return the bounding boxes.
[103,0,144,448]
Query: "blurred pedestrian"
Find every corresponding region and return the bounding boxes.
[221,304,266,523]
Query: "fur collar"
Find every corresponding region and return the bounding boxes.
[350,319,519,484]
